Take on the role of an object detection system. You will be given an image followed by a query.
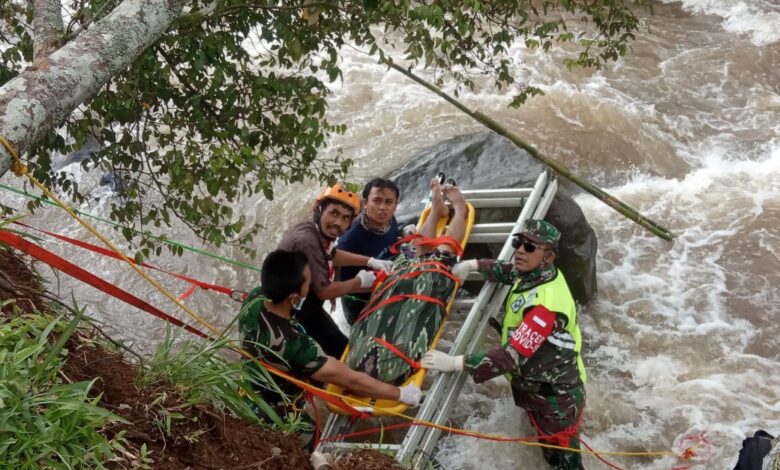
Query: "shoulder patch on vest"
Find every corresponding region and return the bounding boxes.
[509,305,556,358]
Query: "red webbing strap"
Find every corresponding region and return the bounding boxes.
[177,284,199,301]
[0,229,208,338]
[363,259,455,312]
[364,266,422,311]
[303,386,371,442]
[416,267,460,285]
[371,269,389,290]
[392,258,460,285]
[312,389,367,419]
[355,293,445,325]
[306,392,322,448]
[389,233,464,257]
[364,266,453,313]
[0,228,365,418]
[372,337,421,370]
[12,221,242,299]
[319,420,625,470]
[526,405,584,448]
[414,235,464,257]
[389,233,423,254]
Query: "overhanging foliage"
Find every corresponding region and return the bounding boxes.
[0,0,645,260]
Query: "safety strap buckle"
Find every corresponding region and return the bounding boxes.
[231,290,248,302]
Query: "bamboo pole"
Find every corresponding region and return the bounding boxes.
[385,59,674,241]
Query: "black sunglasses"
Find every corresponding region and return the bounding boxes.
[511,236,543,253]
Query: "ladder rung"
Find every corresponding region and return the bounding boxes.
[322,442,402,451]
[460,188,531,199]
[469,233,511,244]
[467,198,523,208]
[453,298,476,310]
[470,223,516,234]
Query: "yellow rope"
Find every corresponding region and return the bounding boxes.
[0,136,28,176]
[0,135,686,461]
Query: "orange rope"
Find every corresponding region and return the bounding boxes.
[0,135,691,462]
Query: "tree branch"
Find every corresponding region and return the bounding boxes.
[32,0,65,59]
[0,0,189,178]
[65,0,123,42]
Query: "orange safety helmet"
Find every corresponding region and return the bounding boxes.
[315,183,361,216]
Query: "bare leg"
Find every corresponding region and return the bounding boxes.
[439,184,468,254]
[416,178,448,256]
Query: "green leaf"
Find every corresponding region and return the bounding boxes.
[4,0,643,257]
[41,308,84,372]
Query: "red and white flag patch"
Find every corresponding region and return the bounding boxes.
[509,305,556,358]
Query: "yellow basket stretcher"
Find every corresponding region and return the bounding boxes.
[325,201,476,416]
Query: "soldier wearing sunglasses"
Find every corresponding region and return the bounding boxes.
[422,219,586,470]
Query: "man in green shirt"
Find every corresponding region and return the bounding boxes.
[422,219,586,470]
[238,249,421,439]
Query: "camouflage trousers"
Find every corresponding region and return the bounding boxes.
[511,384,586,470]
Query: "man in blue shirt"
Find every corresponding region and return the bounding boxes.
[338,178,400,324]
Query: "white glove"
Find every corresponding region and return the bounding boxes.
[397,384,422,406]
[451,259,478,283]
[421,350,464,372]
[310,451,332,470]
[367,257,394,273]
[355,269,376,288]
[402,224,418,237]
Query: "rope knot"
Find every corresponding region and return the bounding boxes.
[0,135,26,177]
[673,431,714,464]
[680,447,697,460]
[11,161,27,177]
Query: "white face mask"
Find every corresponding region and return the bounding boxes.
[290,294,305,311]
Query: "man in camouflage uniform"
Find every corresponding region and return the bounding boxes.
[238,249,421,446]
[347,178,467,386]
[422,219,586,470]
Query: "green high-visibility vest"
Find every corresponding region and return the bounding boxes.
[500,270,587,383]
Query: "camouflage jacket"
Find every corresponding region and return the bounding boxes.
[238,287,328,404]
[463,260,583,394]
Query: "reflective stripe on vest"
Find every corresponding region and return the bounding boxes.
[500,270,587,383]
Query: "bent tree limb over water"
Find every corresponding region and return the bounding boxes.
[385,59,675,242]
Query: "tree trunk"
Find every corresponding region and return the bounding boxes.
[0,0,187,177]
[32,0,65,59]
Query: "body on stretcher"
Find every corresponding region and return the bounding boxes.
[325,200,475,416]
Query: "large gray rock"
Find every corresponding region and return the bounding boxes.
[388,132,597,304]
[53,135,101,171]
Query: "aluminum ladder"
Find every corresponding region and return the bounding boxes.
[318,171,558,467]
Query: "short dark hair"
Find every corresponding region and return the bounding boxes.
[261,250,308,302]
[362,178,400,201]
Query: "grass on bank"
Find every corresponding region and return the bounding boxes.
[0,297,309,468]
[0,218,310,467]
[136,323,312,433]
[0,305,126,469]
